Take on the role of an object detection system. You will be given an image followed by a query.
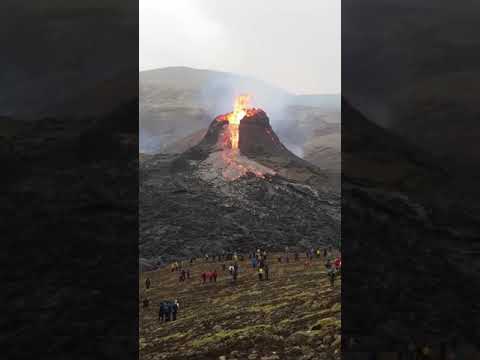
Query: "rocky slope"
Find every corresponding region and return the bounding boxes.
[341,99,480,353]
[140,253,341,360]
[2,100,139,358]
[343,0,480,178]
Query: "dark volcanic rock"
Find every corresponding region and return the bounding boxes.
[342,98,480,351]
[239,110,290,157]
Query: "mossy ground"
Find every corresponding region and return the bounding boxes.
[139,253,341,360]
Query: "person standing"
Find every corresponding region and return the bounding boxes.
[145,277,151,289]
[258,267,264,281]
[328,267,336,287]
[159,302,167,322]
[171,300,179,321]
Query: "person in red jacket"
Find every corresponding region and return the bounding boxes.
[201,272,207,284]
[334,257,342,271]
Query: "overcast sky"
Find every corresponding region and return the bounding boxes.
[140,0,340,95]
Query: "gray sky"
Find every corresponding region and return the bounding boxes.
[140,0,340,95]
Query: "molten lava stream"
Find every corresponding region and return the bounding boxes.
[229,124,239,149]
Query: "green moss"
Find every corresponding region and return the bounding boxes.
[160,332,186,342]
[311,317,341,331]
[248,302,289,314]
[190,325,273,348]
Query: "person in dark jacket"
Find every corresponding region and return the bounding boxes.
[145,277,151,289]
[213,270,218,282]
[159,302,167,322]
[328,268,336,287]
[264,263,270,280]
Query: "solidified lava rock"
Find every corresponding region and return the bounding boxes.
[239,110,290,157]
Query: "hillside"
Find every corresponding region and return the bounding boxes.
[342,0,480,177]
[140,252,341,360]
[342,98,480,350]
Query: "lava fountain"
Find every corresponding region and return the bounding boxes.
[216,94,261,150]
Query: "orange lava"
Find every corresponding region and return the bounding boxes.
[216,94,262,149]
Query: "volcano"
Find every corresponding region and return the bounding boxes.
[140,95,340,264]
[176,95,324,185]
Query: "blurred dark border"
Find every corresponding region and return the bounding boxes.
[342,0,480,358]
[1,1,139,359]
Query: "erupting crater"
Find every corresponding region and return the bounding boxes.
[185,94,298,182]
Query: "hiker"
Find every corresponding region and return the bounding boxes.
[325,259,331,269]
[334,256,342,272]
[228,265,234,275]
[258,267,264,281]
[201,272,207,284]
[222,263,226,272]
[186,269,190,279]
[179,269,186,282]
[208,271,214,282]
[306,249,313,261]
[205,253,209,262]
[143,298,149,308]
[278,256,282,263]
[145,277,151,289]
[264,263,270,280]
[159,302,167,322]
[213,270,218,282]
[316,249,321,258]
[171,263,176,272]
[323,248,327,257]
[262,250,267,260]
[328,267,336,287]
[232,263,239,282]
[171,300,179,321]
[294,252,299,261]
[304,259,311,269]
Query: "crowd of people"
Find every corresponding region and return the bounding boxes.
[141,246,341,323]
